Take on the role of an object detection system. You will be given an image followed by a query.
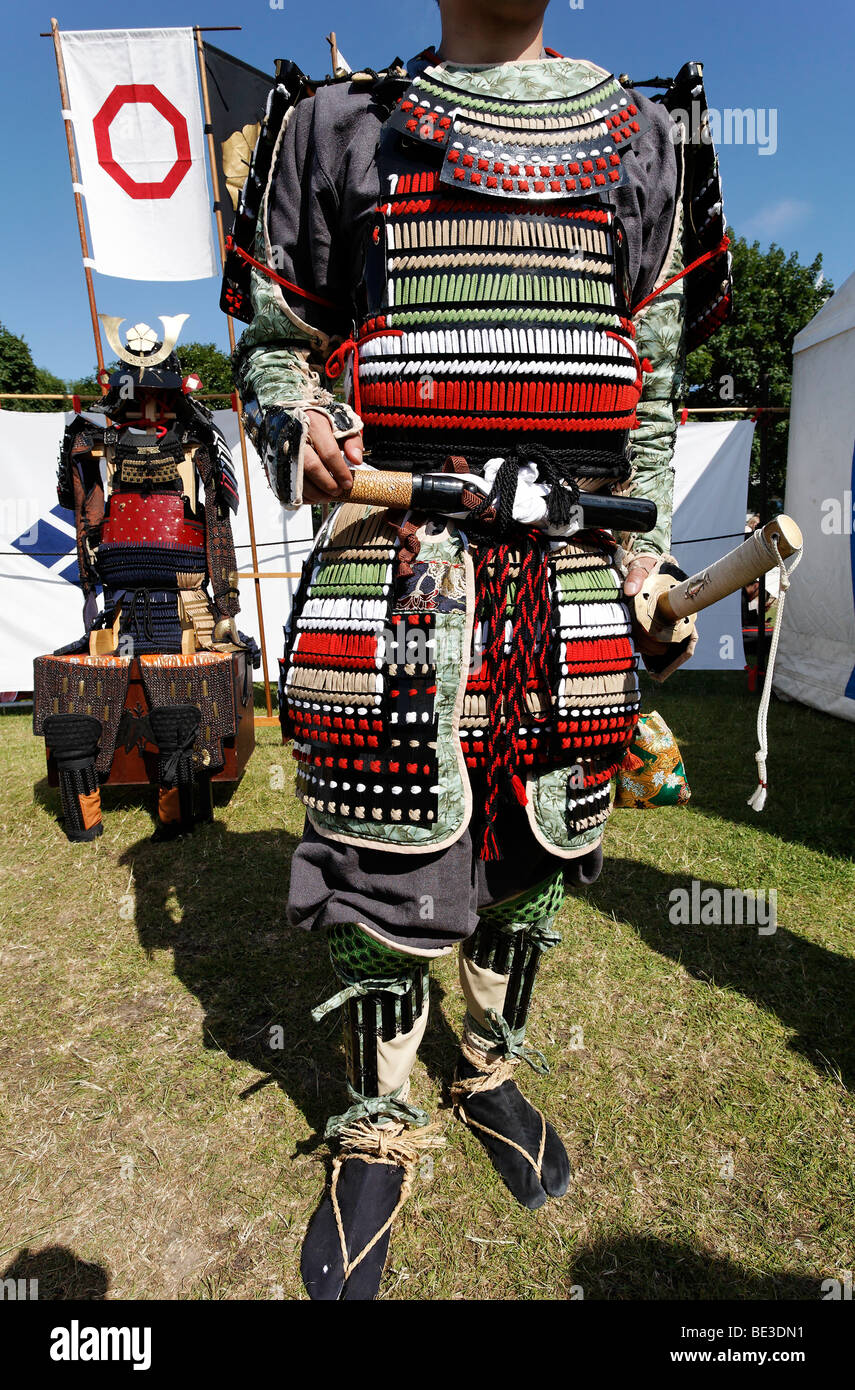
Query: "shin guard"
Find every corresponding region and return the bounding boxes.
[148,704,201,836]
[314,921,432,1134]
[42,714,103,842]
[302,922,441,1301]
[461,870,565,1064]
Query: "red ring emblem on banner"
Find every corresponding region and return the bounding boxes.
[93,84,191,199]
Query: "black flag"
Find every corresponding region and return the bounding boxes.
[203,43,273,226]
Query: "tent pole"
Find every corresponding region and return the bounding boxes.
[49,18,105,376]
[195,26,274,721]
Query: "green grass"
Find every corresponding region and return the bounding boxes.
[1,672,853,1300]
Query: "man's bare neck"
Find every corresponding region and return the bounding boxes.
[436,20,546,66]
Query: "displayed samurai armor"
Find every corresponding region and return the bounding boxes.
[33,318,260,840]
[226,39,731,1299]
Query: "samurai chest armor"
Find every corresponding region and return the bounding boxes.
[96,429,208,654]
[355,64,650,477]
[279,68,657,858]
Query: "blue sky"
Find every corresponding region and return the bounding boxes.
[3,0,853,382]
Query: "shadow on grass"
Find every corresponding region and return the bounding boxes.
[589,857,855,1089]
[1,1246,109,1300]
[118,824,464,1147]
[566,1234,822,1299]
[642,671,855,862]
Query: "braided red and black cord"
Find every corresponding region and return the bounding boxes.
[474,530,552,860]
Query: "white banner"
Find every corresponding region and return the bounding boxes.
[60,28,217,281]
[0,411,312,692]
[671,419,755,670]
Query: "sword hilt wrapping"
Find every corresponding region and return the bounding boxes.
[656,515,803,622]
[349,469,415,508]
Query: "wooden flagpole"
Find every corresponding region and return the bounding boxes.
[49,18,105,375]
[194,25,276,722]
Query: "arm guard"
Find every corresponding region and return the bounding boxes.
[242,393,362,509]
[58,417,106,621]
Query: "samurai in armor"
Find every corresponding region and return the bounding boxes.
[225,0,730,1299]
[33,318,259,841]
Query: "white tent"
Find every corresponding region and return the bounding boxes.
[774,270,855,721]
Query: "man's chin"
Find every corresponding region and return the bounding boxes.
[450,0,551,26]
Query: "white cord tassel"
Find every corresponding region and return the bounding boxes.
[747,536,803,811]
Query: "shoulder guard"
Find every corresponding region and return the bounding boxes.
[186,414,240,515]
[220,57,408,325]
[209,418,240,514]
[56,414,103,510]
[655,61,732,349]
[386,65,649,202]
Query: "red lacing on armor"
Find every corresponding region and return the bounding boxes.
[392,170,442,196]
[632,235,731,316]
[292,631,380,671]
[325,326,404,416]
[116,420,170,439]
[224,235,336,309]
[360,375,641,418]
[376,197,612,222]
[358,410,639,432]
[562,637,635,672]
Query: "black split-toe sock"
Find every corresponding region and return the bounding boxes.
[300,1156,406,1301]
[454,1055,570,1210]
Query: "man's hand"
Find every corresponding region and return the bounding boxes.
[624,553,669,656]
[623,553,658,598]
[302,408,362,504]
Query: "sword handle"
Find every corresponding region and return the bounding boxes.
[348,469,415,508]
[348,468,658,533]
[349,469,472,509]
[656,515,803,622]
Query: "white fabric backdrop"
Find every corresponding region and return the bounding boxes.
[0,415,750,689]
[60,28,217,281]
[0,410,312,691]
[669,419,754,671]
[775,270,855,722]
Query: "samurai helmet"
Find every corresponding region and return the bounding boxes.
[94,314,203,418]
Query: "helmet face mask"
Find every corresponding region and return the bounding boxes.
[117,385,179,428]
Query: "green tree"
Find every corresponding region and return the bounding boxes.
[0,323,70,412]
[177,341,235,398]
[0,323,38,396]
[32,366,69,413]
[685,234,832,507]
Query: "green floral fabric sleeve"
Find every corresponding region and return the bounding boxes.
[232,224,341,414]
[626,199,687,558]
